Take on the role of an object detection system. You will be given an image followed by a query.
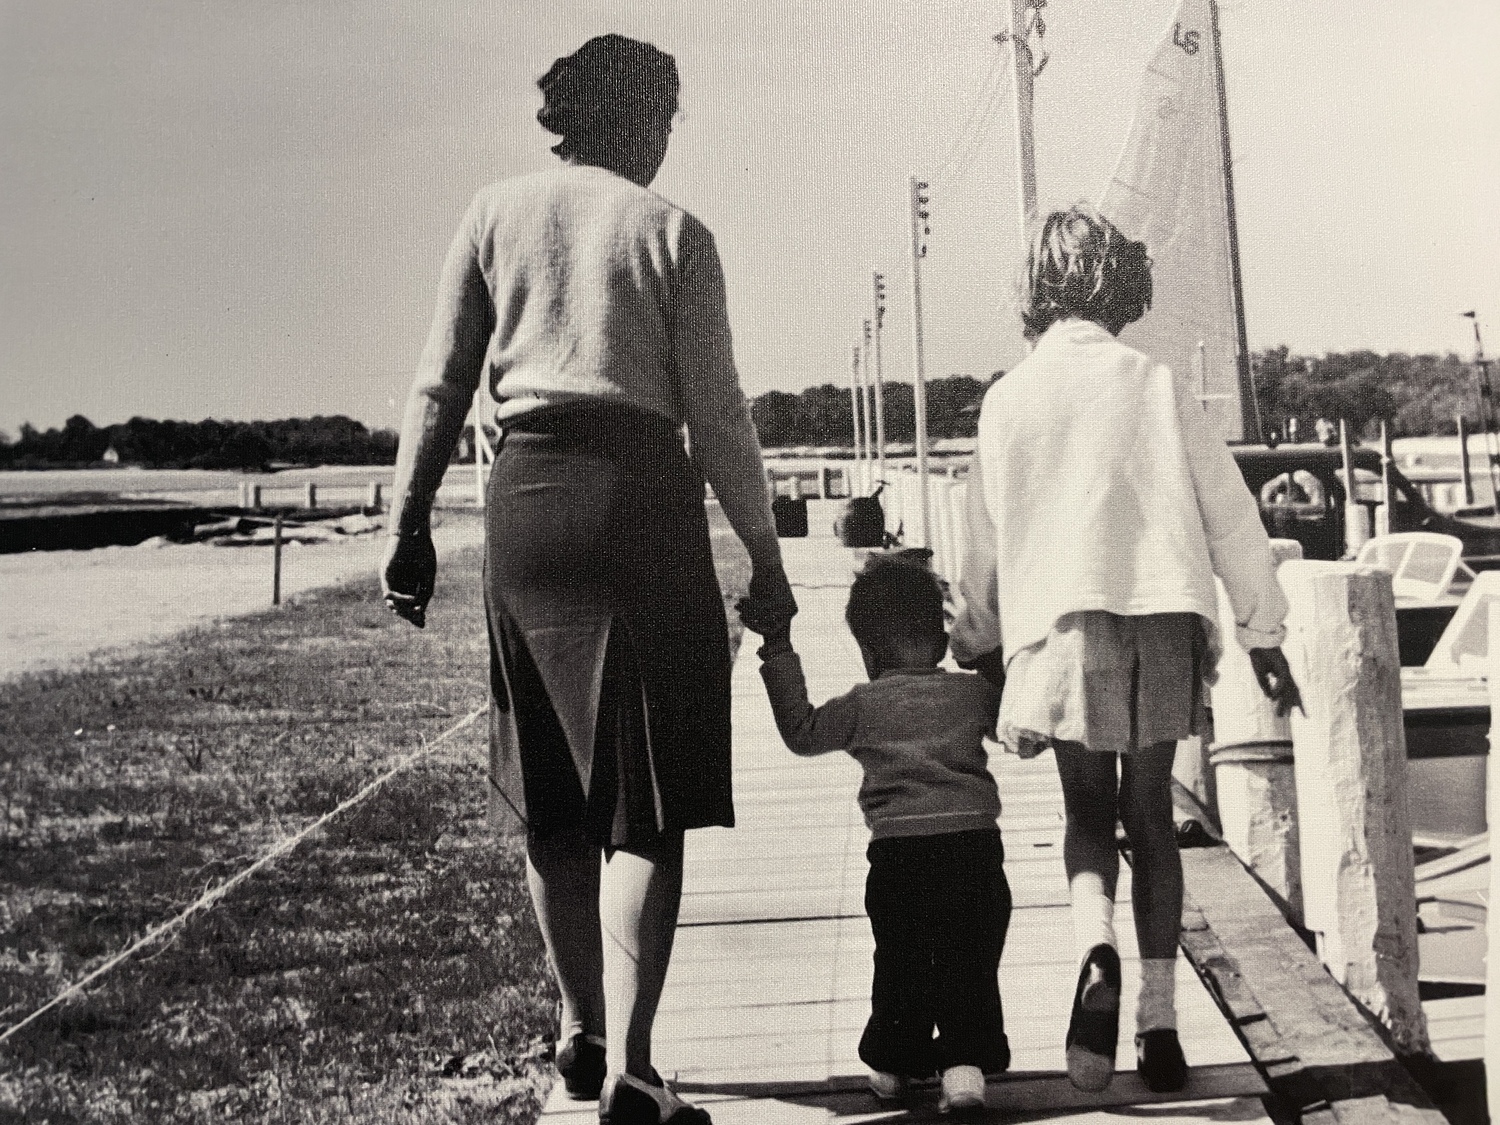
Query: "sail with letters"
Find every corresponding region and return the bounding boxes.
[1099,0,1259,442]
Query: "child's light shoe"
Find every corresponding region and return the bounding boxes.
[867,1070,906,1102]
[937,1065,986,1115]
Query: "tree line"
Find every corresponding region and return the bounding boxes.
[750,349,1485,448]
[0,349,1484,467]
[0,415,399,470]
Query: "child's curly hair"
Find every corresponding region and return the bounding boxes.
[845,553,946,656]
[1019,204,1153,340]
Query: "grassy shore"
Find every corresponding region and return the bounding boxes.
[0,509,751,1124]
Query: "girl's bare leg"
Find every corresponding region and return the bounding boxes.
[1117,741,1183,961]
[526,831,606,1041]
[599,834,685,1081]
[1053,743,1121,956]
[1119,740,1183,1041]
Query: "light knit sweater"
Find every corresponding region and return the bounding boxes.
[950,318,1288,674]
[757,641,1002,840]
[391,163,780,572]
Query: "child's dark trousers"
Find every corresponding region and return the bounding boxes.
[858,826,1012,1077]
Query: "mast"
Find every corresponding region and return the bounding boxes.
[1006,0,1040,232]
[1208,0,1262,442]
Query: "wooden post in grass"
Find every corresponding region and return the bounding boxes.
[1487,603,1500,1114]
[272,515,283,606]
[1208,538,1304,919]
[1279,559,1430,1054]
[304,482,317,510]
[366,481,383,512]
[249,484,261,510]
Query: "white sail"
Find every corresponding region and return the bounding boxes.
[1099,0,1250,441]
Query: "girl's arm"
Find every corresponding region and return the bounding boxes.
[1177,378,1289,649]
[951,446,1004,667]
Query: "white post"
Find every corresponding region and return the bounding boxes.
[1280,559,1430,1054]
[1340,419,1369,556]
[861,319,877,490]
[1210,539,1305,920]
[850,346,867,496]
[1377,420,1393,538]
[909,176,932,548]
[872,272,888,485]
[1487,603,1500,1115]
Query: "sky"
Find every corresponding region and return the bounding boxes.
[2,0,1497,435]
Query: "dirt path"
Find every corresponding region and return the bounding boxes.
[0,512,486,680]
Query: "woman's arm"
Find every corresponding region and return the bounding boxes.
[390,198,496,538]
[382,197,495,625]
[672,222,794,621]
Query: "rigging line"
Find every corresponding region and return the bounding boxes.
[930,50,1007,183]
[0,704,488,1048]
[936,51,1013,189]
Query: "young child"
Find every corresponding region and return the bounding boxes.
[740,554,1010,1116]
[951,204,1300,1094]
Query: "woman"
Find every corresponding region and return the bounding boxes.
[952,205,1298,1094]
[381,35,795,1125]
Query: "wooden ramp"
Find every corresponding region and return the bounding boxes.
[541,507,1270,1123]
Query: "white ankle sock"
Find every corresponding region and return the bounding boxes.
[1136,958,1178,1033]
[1070,875,1116,959]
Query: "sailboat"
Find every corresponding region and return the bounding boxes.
[1098,0,1259,443]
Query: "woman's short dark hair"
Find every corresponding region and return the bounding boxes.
[1019,204,1153,339]
[846,554,946,654]
[537,34,679,158]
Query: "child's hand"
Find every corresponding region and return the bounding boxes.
[1248,646,1303,717]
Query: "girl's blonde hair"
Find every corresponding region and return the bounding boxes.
[1019,204,1153,339]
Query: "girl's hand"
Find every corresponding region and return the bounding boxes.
[381,530,436,628]
[735,593,792,646]
[1248,646,1303,717]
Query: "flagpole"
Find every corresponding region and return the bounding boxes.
[1208,0,1261,442]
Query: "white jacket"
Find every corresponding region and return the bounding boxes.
[951,318,1288,674]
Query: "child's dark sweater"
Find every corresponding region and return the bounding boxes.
[757,639,1002,839]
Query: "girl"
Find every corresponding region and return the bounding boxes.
[952,205,1299,1094]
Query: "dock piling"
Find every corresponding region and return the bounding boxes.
[1279,559,1429,1054]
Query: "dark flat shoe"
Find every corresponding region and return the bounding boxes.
[598,1072,711,1124]
[1065,943,1120,1092]
[1136,1028,1188,1092]
[556,1033,606,1100]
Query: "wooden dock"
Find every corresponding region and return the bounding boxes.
[539,504,1455,1124]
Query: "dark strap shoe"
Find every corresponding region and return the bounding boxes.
[598,1072,712,1124]
[1065,943,1121,1092]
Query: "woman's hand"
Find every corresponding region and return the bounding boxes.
[739,566,797,637]
[1248,646,1302,717]
[380,530,437,628]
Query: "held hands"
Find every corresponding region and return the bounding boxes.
[737,566,797,643]
[380,530,436,629]
[1248,646,1303,717]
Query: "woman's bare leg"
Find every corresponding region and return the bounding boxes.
[526,831,607,1041]
[600,834,685,1081]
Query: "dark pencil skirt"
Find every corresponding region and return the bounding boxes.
[483,403,734,848]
